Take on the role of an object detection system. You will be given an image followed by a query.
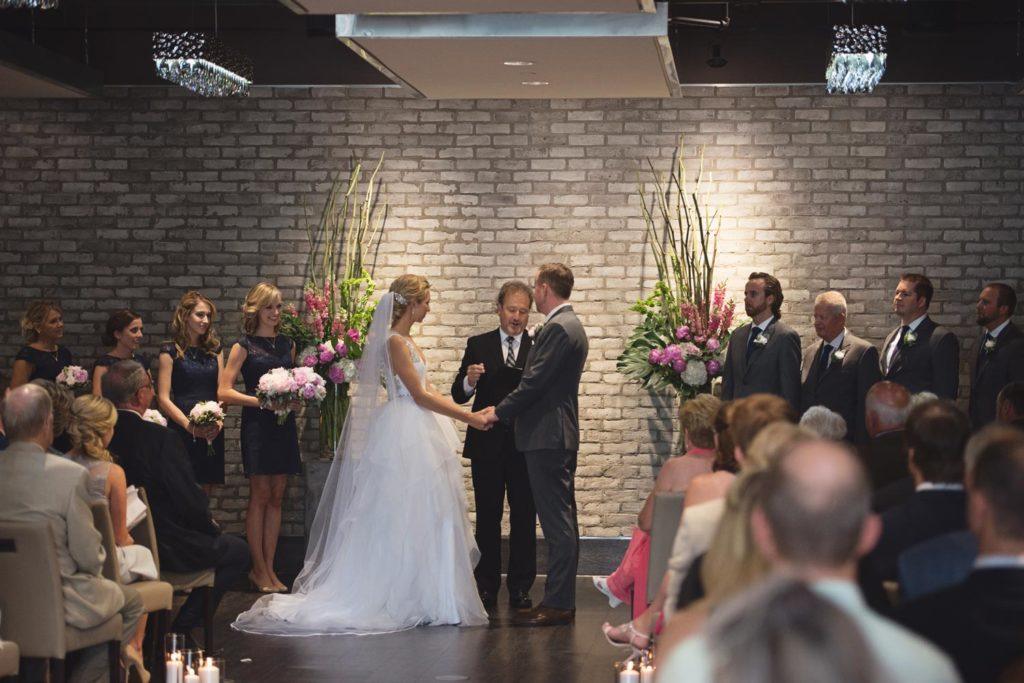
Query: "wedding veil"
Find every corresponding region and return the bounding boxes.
[292,292,397,595]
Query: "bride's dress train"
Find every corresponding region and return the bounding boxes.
[232,302,488,636]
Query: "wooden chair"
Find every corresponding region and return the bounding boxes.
[0,520,121,683]
[89,500,174,673]
[134,489,216,654]
[646,492,685,604]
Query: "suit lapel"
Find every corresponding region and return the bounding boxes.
[975,322,1022,379]
[489,329,505,370]
[746,320,775,370]
[817,336,850,385]
[518,331,533,370]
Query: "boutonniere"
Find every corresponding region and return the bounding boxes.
[527,323,544,338]
[983,337,998,353]
[903,330,918,347]
[831,348,846,362]
[752,331,769,347]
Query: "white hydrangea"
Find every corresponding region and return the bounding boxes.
[682,359,708,387]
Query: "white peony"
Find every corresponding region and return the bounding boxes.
[682,359,709,387]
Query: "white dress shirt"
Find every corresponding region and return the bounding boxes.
[886,314,928,370]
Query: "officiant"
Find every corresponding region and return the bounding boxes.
[452,281,537,610]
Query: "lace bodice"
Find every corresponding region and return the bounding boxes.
[389,333,426,399]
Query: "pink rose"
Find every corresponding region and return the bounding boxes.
[335,341,348,358]
[706,360,722,376]
[706,338,720,353]
[671,359,687,373]
[347,329,360,343]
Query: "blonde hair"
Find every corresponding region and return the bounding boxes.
[66,395,118,463]
[170,291,221,357]
[242,282,282,335]
[680,394,722,449]
[21,300,62,343]
[389,275,431,326]
[745,422,817,472]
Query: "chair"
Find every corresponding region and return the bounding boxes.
[135,489,216,654]
[0,520,122,683]
[0,640,19,678]
[646,492,685,604]
[90,500,174,672]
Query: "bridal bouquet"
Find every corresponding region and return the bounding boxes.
[142,409,167,427]
[188,400,225,456]
[56,365,89,394]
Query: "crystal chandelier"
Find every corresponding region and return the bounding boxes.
[826,24,887,94]
[153,32,253,97]
[0,0,59,8]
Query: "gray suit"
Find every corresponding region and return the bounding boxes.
[800,332,882,444]
[495,304,588,610]
[0,441,142,683]
[722,318,802,409]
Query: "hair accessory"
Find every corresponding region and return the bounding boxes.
[393,292,408,306]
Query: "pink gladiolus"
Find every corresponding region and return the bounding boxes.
[331,317,346,336]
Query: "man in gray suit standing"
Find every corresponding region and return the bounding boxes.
[722,272,802,410]
[483,263,588,627]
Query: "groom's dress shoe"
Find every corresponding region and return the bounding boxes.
[478,589,497,610]
[511,605,574,627]
[508,590,532,610]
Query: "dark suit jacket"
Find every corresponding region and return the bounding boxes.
[495,305,588,453]
[722,318,801,409]
[897,530,978,602]
[880,316,960,399]
[108,409,219,572]
[969,321,1024,430]
[897,568,1024,683]
[861,429,909,492]
[872,475,915,513]
[800,331,882,444]
[451,328,531,460]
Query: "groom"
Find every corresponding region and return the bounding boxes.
[482,263,589,627]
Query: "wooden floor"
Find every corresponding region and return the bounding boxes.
[205,578,631,682]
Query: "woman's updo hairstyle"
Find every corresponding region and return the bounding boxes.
[389,275,430,325]
[102,309,142,348]
[66,394,118,463]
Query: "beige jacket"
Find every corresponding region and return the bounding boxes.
[0,441,124,628]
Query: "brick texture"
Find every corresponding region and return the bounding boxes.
[1,84,1022,536]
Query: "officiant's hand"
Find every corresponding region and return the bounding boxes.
[466,363,485,388]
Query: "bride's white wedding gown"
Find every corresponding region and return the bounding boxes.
[232,332,488,636]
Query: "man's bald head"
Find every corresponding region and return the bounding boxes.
[865,381,911,437]
[2,383,53,445]
[758,440,873,569]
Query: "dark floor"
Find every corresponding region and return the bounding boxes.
[205,577,632,683]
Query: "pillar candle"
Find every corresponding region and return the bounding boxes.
[619,661,640,683]
[199,657,220,683]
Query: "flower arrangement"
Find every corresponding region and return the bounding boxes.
[617,140,736,399]
[56,365,89,393]
[142,409,167,427]
[188,401,225,456]
[279,155,386,456]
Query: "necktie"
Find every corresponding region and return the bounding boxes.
[505,336,516,368]
[896,325,910,350]
[818,343,832,373]
[746,326,761,359]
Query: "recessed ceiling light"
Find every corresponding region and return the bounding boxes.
[503,60,535,67]
[521,81,549,86]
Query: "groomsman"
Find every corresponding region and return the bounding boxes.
[969,283,1024,430]
[722,272,801,410]
[880,273,960,399]
[452,281,537,610]
[800,291,882,444]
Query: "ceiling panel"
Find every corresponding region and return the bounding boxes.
[0,63,94,97]
[283,0,652,14]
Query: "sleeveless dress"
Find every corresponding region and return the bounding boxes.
[68,455,159,583]
[159,344,225,484]
[238,335,301,477]
[15,345,73,382]
[231,333,488,635]
[94,351,151,374]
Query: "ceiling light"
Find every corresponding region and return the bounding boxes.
[153,32,253,97]
[0,0,59,8]
[521,81,549,86]
[826,24,887,94]
[503,60,535,67]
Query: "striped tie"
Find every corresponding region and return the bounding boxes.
[505,336,516,368]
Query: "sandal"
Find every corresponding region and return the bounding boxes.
[602,621,651,651]
[249,571,280,594]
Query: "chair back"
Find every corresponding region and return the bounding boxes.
[89,501,121,583]
[646,492,685,603]
[133,487,160,573]
[0,520,67,658]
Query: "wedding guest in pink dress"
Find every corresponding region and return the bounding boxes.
[592,394,721,619]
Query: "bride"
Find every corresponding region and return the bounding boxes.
[232,275,491,635]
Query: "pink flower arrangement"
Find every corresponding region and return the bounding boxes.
[645,283,735,390]
[56,365,89,391]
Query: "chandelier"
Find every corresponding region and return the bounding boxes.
[825,24,887,94]
[153,32,253,97]
[0,0,59,8]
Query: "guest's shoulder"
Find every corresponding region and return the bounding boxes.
[44,451,89,485]
[867,611,960,682]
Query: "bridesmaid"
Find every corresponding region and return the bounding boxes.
[11,300,73,389]
[218,282,300,593]
[92,309,148,396]
[157,292,226,492]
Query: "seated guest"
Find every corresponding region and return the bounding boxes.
[0,384,143,683]
[799,405,847,441]
[101,360,249,640]
[909,391,939,411]
[30,378,74,454]
[93,309,148,397]
[862,381,913,511]
[896,426,1024,683]
[657,438,959,682]
[10,299,74,388]
[863,400,971,585]
[592,394,720,618]
[66,394,159,668]
[997,381,1024,430]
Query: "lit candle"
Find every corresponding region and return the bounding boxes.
[165,652,183,683]
[184,666,200,683]
[619,660,640,683]
[199,657,220,683]
[640,664,655,683]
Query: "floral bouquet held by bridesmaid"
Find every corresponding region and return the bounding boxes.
[256,366,327,425]
[56,365,90,395]
[189,401,225,457]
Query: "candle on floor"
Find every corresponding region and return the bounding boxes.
[184,666,200,683]
[640,663,655,683]
[166,652,183,683]
[199,657,220,683]
[618,660,640,683]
